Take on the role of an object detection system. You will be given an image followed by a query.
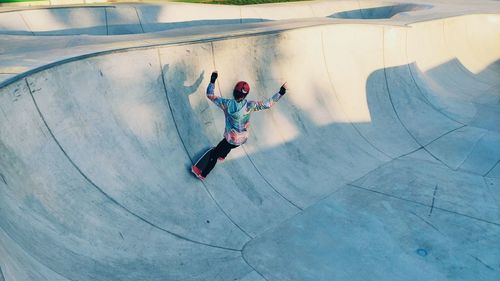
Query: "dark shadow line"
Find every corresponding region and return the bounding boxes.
[25,78,241,252]
[157,49,252,241]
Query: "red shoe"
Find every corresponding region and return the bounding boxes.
[191,166,206,181]
[218,157,225,162]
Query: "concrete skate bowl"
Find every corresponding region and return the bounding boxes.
[0,1,430,36]
[0,4,250,35]
[0,13,499,281]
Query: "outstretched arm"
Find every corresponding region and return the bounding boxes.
[206,71,227,110]
[248,83,287,112]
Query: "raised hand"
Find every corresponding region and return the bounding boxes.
[210,71,218,83]
[279,82,287,96]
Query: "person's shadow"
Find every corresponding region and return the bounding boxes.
[161,64,213,169]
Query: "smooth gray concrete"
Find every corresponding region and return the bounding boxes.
[0,0,499,280]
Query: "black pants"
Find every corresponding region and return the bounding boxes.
[202,138,239,177]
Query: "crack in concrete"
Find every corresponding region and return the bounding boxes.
[469,254,494,271]
[428,184,438,217]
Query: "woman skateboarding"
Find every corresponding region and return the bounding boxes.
[191,71,287,181]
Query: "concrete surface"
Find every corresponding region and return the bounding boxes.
[0,1,414,36]
[0,0,499,280]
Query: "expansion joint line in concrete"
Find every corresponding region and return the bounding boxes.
[469,254,495,271]
[239,187,352,281]
[403,25,465,126]
[455,130,487,171]
[19,13,35,36]
[319,30,392,160]
[347,183,500,227]
[409,211,443,235]
[240,253,270,281]
[382,27,423,153]
[239,7,243,24]
[104,8,109,36]
[156,48,252,241]
[134,7,145,33]
[0,226,76,281]
[381,27,466,172]
[24,78,240,252]
[484,159,499,177]
[241,145,303,211]
[421,127,494,178]
[423,124,466,147]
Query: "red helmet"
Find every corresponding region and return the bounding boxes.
[233,81,250,100]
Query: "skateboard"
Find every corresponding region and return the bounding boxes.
[191,147,214,181]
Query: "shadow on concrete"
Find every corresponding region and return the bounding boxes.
[0,6,267,35]
[330,3,430,19]
[0,28,498,280]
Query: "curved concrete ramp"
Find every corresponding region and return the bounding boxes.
[0,6,499,281]
[0,1,430,35]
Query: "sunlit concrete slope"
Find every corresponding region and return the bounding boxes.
[0,8,499,281]
[0,1,429,35]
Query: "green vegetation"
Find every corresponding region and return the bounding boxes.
[0,0,45,2]
[0,0,309,4]
[0,0,310,4]
[173,0,311,5]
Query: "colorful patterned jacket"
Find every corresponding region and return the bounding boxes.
[206,82,283,145]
